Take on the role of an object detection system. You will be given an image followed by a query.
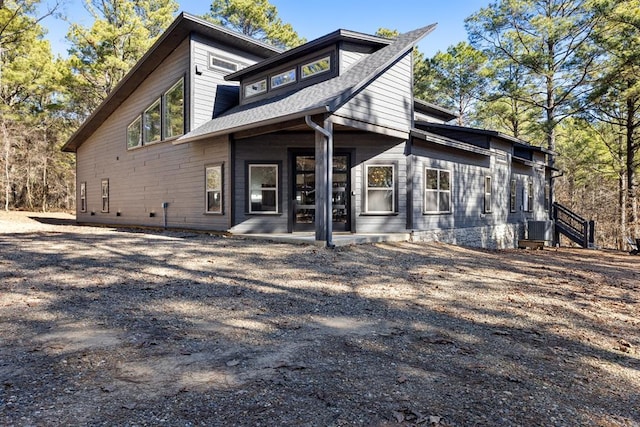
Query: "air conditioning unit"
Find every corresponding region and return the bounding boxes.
[528,220,554,241]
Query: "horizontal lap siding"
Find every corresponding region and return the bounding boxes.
[339,42,375,73]
[410,143,494,231]
[335,54,412,132]
[229,131,409,234]
[76,38,231,231]
[191,36,266,129]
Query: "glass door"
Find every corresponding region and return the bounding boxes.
[293,154,350,232]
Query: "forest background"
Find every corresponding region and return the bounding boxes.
[0,0,638,249]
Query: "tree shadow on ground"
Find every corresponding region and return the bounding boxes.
[0,230,638,426]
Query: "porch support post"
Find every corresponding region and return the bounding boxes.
[306,115,334,247]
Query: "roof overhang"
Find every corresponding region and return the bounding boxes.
[413,99,458,122]
[411,128,491,156]
[61,12,281,153]
[225,29,393,81]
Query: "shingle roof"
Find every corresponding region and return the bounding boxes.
[176,24,437,144]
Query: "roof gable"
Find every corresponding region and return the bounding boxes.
[177,23,437,143]
[61,12,281,153]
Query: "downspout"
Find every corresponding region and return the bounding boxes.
[305,115,334,248]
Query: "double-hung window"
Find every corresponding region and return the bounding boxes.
[484,176,492,214]
[80,182,87,213]
[101,179,109,213]
[365,164,395,213]
[510,179,517,213]
[249,164,278,213]
[206,165,223,214]
[424,168,451,213]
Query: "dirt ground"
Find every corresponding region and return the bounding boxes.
[0,211,639,427]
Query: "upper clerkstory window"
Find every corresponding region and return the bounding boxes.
[143,98,161,144]
[127,77,185,150]
[127,116,142,149]
[208,54,238,72]
[301,56,331,79]
[163,78,184,139]
[244,79,267,98]
[271,69,296,89]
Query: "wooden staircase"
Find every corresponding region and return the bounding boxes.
[551,202,595,248]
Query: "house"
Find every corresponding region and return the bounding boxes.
[62,12,552,249]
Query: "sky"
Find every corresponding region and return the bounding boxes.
[41,0,491,58]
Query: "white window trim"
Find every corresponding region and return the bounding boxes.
[365,164,395,214]
[248,164,279,214]
[101,179,109,213]
[424,167,452,214]
[80,182,87,213]
[205,164,223,214]
[484,175,492,214]
[208,53,239,73]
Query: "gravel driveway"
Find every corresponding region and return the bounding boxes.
[0,211,639,426]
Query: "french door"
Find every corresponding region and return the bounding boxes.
[292,153,350,232]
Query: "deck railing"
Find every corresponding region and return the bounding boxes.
[551,202,595,248]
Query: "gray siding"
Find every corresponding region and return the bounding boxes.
[229,131,408,234]
[191,35,266,129]
[76,38,232,231]
[335,53,412,133]
[338,42,376,73]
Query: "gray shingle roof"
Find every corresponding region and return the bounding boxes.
[176,24,436,144]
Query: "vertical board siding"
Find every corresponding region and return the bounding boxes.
[76,38,231,231]
[335,53,412,132]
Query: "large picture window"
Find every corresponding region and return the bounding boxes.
[365,164,395,213]
[206,165,223,214]
[163,78,184,139]
[484,176,492,214]
[249,164,278,213]
[101,179,109,213]
[424,168,451,213]
[143,98,161,144]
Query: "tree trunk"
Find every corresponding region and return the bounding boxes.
[626,95,638,237]
[2,119,10,211]
[620,172,627,250]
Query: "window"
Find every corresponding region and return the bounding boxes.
[484,176,492,214]
[510,179,517,213]
[163,78,184,139]
[527,178,534,212]
[143,98,161,144]
[365,164,395,213]
[544,183,550,211]
[244,79,267,98]
[424,168,451,213]
[249,164,278,213]
[271,69,296,89]
[80,182,87,213]
[301,56,331,79]
[101,179,109,213]
[206,165,223,214]
[208,54,238,72]
[128,77,186,149]
[127,116,142,149]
